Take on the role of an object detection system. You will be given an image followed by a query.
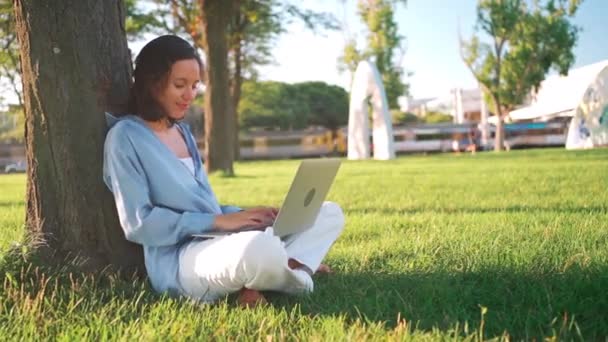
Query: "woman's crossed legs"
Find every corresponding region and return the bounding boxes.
[178,202,345,306]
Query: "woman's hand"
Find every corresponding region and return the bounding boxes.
[213,207,278,232]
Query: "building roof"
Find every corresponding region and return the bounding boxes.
[400,88,484,115]
[508,60,608,121]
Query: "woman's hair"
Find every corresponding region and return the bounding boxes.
[127,35,203,121]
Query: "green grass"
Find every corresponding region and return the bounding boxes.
[1,148,608,340]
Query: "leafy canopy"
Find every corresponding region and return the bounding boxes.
[338,0,409,109]
[238,81,348,131]
[461,0,581,115]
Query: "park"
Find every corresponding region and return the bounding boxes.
[1,0,607,340]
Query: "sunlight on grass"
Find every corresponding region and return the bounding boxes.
[0,148,607,339]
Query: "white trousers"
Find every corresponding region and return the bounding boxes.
[178,201,345,302]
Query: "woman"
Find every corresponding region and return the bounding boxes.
[103,35,345,306]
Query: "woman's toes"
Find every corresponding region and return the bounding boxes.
[237,288,267,308]
[316,263,332,274]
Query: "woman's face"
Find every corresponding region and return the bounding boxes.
[155,58,201,121]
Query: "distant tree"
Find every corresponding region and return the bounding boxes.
[238,81,308,130]
[338,0,409,109]
[0,0,23,143]
[124,0,174,41]
[292,81,349,137]
[391,110,419,125]
[0,0,22,108]
[14,0,142,271]
[239,80,349,133]
[424,111,452,124]
[0,104,23,142]
[460,0,581,151]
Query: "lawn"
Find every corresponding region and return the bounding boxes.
[1,148,607,340]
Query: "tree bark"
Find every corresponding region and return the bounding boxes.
[200,0,235,175]
[229,2,245,161]
[495,115,505,152]
[492,95,505,152]
[493,38,505,152]
[14,0,144,273]
[230,42,242,161]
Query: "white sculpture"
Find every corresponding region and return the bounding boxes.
[566,64,608,149]
[347,61,396,160]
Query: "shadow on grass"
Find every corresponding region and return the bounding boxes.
[270,267,608,340]
[2,247,606,340]
[348,205,608,216]
[0,247,161,325]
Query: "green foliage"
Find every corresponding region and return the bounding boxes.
[461,0,581,116]
[391,110,419,125]
[0,104,23,142]
[0,0,21,107]
[165,1,337,83]
[283,4,339,32]
[392,110,451,125]
[423,111,453,124]
[238,81,308,130]
[238,81,348,131]
[228,1,285,81]
[337,38,361,76]
[124,0,173,42]
[1,149,608,339]
[156,0,289,80]
[291,82,349,131]
[0,0,173,107]
[339,0,409,109]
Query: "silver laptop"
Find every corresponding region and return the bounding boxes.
[194,158,341,239]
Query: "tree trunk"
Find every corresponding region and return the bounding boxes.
[229,0,244,161]
[200,0,235,175]
[490,95,505,152]
[14,0,144,273]
[492,39,505,152]
[495,115,505,152]
[230,43,242,161]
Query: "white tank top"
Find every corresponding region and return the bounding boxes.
[179,157,195,175]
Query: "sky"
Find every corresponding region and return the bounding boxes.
[1,0,606,106]
[257,0,608,99]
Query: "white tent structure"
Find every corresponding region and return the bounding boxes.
[347,61,395,160]
[505,60,608,149]
[565,63,608,149]
[508,60,608,122]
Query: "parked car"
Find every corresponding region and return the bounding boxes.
[4,161,26,174]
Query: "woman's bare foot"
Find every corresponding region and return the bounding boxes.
[237,288,267,308]
[288,258,332,275]
[316,263,332,274]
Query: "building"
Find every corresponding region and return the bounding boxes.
[400,87,491,147]
[400,87,488,123]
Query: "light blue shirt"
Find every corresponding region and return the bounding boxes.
[102,114,241,295]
